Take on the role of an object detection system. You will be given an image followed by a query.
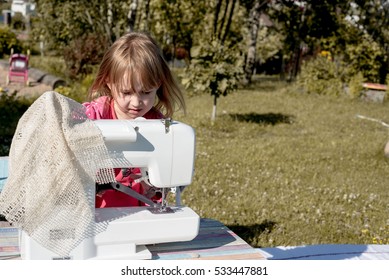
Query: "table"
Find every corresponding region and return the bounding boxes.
[0,219,265,260]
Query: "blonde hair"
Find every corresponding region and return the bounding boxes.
[89,32,185,117]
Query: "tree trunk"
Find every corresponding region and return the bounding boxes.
[105,1,113,43]
[244,0,269,84]
[107,1,113,26]
[211,94,217,122]
[221,0,237,45]
[127,0,138,32]
[245,30,257,84]
[218,0,229,40]
[213,0,223,39]
[144,0,151,31]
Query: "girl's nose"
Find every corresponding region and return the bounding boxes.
[131,94,143,107]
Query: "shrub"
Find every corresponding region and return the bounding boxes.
[55,74,95,103]
[0,92,33,156]
[54,86,72,98]
[344,33,384,83]
[348,72,365,99]
[296,56,343,96]
[386,74,389,96]
[11,12,25,30]
[63,33,109,80]
[29,56,67,80]
[0,27,23,57]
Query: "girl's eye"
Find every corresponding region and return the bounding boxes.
[121,89,155,95]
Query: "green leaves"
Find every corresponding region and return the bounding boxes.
[180,39,244,120]
[0,27,22,57]
[182,40,244,98]
[33,2,127,51]
[0,92,33,155]
[296,56,343,96]
[344,32,384,83]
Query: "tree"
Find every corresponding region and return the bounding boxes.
[149,0,207,63]
[127,0,138,32]
[348,0,389,83]
[240,0,270,84]
[176,0,244,121]
[273,1,388,89]
[32,0,130,78]
[269,0,350,80]
[63,33,109,79]
[306,1,389,83]
[180,0,245,121]
[213,0,238,45]
[181,41,244,122]
[0,26,23,57]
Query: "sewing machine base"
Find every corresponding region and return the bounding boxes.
[20,206,200,260]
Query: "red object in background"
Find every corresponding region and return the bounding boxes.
[362,83,388,91]
[7,53,29,86]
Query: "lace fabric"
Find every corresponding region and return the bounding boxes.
[0,91,116,256]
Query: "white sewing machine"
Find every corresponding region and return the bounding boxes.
[20,118,199,260]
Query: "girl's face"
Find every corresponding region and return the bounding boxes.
[109,75,158,120]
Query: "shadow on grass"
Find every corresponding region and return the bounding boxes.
[230,112,294,125]
[227,220,276,244]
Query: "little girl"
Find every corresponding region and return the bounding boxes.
[83,32,186,208]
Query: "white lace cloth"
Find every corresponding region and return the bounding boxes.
[0,91,116,256]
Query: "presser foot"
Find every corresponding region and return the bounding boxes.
[148,206,175,214]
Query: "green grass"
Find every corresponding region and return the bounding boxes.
[176,78,389,248]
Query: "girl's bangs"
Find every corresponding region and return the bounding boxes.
[134,58,162,91]
[112,63,161,93]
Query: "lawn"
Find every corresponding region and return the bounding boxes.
[176,77,389,248]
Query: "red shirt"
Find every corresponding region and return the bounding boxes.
[83,96,163,207]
